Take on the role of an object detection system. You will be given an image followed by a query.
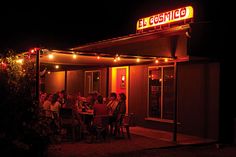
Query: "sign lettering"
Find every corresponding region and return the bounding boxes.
[137,6,193,31]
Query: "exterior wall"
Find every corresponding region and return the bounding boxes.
[67,70,84,96]
[177,62,220,139]
[129,65,148,125]
[175,34,188,57]
[127,33,187,58]
[129,61,220,140]
[45,71,65,94]
[129,64,175,131]
[100,68,108,98]
[45,68,107,97]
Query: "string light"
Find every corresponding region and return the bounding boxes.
[73,54,77,59]
[117,56,120,61]
[115,54,121,61]
[16,59,24,64]
[48,54,54,59]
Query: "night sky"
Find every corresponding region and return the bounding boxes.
[0,0,226,53]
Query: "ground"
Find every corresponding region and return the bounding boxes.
[111,144,236,157]
[47,133,236,157]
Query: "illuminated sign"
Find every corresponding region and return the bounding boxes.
[137,6,193,31]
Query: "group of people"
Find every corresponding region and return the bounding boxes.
[39,90,127,138]
[93,92,127,137]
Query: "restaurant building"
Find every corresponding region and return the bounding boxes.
[37,6,220,141]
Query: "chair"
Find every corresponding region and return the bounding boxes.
[89,115,110,142]
[117,113,135,139]
[59,108,80,141]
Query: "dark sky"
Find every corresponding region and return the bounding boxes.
[0,0,223,53]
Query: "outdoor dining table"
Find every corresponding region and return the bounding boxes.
[78,109,94,115]
[78,109,94,127]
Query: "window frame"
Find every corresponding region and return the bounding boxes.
[84,70,101,96]
[147,65,175,121]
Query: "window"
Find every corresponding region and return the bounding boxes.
[148,66,174,120]
[85,70,101,96]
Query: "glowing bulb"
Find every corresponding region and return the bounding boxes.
[55,65,59,69]
[48,54,54,59]
[30,49,35,53]
[97,56,100,59]
[136,58,140,62]
[155,59,159,63]
[73,54,77,59]
[16,59,24,64]
[164,58,168,62]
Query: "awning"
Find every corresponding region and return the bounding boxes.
[20,24,190,71]
[71,24,190,57]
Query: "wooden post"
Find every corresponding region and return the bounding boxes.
[173,62,178,142]
[36,49,40,105]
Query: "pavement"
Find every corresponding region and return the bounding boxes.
[110,144,236,157]
[47,134,174,157]
[47,126,221,157]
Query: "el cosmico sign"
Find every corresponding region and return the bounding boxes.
[137,6,194,31]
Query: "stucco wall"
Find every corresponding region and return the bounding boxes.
[67,70,84,96]
[45,71,65,94]
[128,62,220,140]
[177,62,219,139]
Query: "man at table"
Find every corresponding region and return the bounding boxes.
[89,95,109,138]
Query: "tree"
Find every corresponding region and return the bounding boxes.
[0,50,51,156]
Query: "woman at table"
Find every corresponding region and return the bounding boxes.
[106,92,119,135]
[85,93,95,110]
[113,93,126,137]
[50,93,61,118]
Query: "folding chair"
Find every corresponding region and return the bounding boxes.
[59,108,80,141]
[118,113,136,139]
[89,115,110,142]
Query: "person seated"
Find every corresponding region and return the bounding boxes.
[106,92,119,135]
[85,93,95,110]
[93,95,109,126]
[90,95,109,140]
[50,93,61,119]
[42,93,53,118]
[113,93,127,137]
[62,95,83,126]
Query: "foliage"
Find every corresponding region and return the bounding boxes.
[0,50,51,156]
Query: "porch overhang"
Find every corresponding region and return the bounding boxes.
[71,24,190,58]
[20,24,191,71]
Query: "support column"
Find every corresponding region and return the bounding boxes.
[173,62,178,142]
[65,70,67,92]
[36,49,40,104]
[106,67,109,98]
